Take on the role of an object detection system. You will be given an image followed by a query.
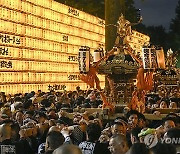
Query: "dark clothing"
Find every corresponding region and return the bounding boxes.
[90,100,101,108]
[0,139,23,154]
[94,142,111,154]
[79,141,110,154]
[82,99,91,108]
[71,126,86,145]
[83,99,101,108]
[18,138,34,154]
[29,136,39,153]
[73,96,85,108]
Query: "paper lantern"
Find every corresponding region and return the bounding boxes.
[156,48,165,69]
[78,46,90,73]
[142,47,157,69]
[93,47,104,62]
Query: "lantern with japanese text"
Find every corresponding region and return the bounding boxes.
[142,46,157,69]
[78,46,90,73]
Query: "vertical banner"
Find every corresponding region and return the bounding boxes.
[142,47,157,69]
[78,46,90,73]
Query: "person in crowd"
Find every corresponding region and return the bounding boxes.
[47,108,58,120]
[23,99,35,111]
[73,90,85,108]
[169,102,178,109]
[111,121,126,135]
[138,113,147,128]
[151,143,177,154]
[35,111,48,124]
[0,123,23,154]
[159,101,168,109]
[15,110,24,126]
[163,128,180,153]
[126,110,140,131]
[163,117,176,132]
[53,144,82,154]
[70,117,87,145]
[79,123,110,154]
[0,86,178,154]
[45,131,64,154]
[156,116,176,137]
[129,143,151,154]
[38,126,62,154]
[108,134,129,154]
[11,96,23,112]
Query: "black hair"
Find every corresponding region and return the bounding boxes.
[23,99,33,109]
[138,113,146,121]
[14,96,22,102]
[24,110,34,116]
[11,122,20,133]
[130,143,150,154]
[41,99,51,108]
[46,131,64,150]
[87,123,101,142]
[162,117,176,126]
[146,98,156,105]
[88,115,95,120]
[113,121,124,127]
[31,91,35,96]
[35,111,47,119]
[57,117,72,126]
[115,116,128,123]
[76,86,80,91]
[47,108,56,113]
[126,110,140,119]
[0,119,14,125]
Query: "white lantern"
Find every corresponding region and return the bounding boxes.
[142,46,157,69]
[94,47,104,62]
[78,46,90,73]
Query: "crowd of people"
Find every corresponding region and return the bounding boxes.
[0,86,179,154]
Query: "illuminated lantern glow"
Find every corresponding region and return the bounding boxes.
[93,48,104,63]
[0,0,106,94]
[156,48,165,69]
[78,46,90,74]
[142,47,157,69]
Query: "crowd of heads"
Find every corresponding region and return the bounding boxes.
[0,86,179,154]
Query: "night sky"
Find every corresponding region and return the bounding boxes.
[134,0,179,31]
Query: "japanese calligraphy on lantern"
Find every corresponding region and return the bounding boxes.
[68,7,79,16]
[0,34,20,45]
[98,20,105,25]
[48,84,66,91]
[0,47,8,55]
[0,60,12,68]
[62,35,68,41]
[68,56,78,62]
[68,74,80,80]
[142,47,157,69]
